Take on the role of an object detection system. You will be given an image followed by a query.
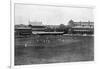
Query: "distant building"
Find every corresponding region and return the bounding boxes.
[68,20,94,28]
[15,25,32,37]
[68,20,94,34]
[31,25,46,31]
[28,21,46,32]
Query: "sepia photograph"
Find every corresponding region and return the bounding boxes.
[14,3,94,66]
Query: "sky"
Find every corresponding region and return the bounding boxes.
[15,4,94,25]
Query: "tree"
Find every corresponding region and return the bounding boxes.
[68,19,74,27]
[65,25,72,34]
[28,24,32,27]
[59,24,66,32]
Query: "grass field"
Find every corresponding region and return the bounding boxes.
[15,35,94,65]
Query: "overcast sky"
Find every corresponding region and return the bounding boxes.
[15,4,94,25]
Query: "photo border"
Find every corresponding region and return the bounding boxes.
[10,0,95,69]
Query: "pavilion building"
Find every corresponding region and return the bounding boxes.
[68,20,94,35]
